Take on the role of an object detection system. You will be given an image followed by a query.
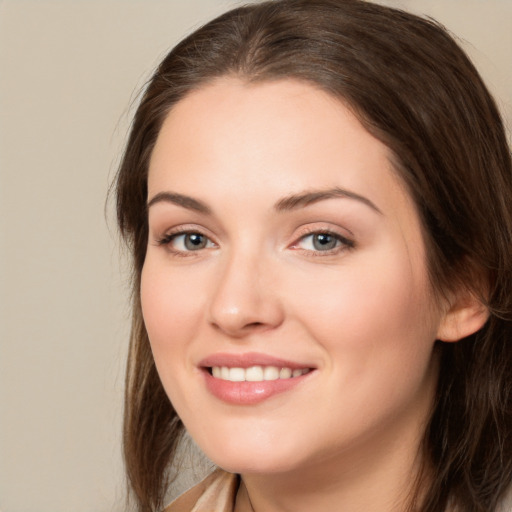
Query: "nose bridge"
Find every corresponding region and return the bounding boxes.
[208,241,283,336]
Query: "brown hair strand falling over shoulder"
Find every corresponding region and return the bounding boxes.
[115,1,512,511]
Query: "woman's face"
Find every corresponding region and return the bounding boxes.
[142,78,447,476]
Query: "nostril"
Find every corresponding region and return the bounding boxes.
[210,319,269,337]
[245,322,266,330]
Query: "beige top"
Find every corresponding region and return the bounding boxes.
[163,469,239,512]
[163,468,512,512]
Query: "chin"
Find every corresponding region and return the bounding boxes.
[211,452,304,476]
[192,426,308,475]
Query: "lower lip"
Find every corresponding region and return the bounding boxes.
[202,369,313,405]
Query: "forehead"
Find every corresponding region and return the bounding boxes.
[149,77,403,198]
[147,77,422,234]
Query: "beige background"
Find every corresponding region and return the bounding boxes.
[0,1,510,511]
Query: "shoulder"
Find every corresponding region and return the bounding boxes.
[498,486,512,512]
[162,469,239,512]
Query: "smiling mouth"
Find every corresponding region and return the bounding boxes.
[208,366,312,382]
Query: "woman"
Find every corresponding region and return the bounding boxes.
[115,0,512,511]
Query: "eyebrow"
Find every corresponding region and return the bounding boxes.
[274,187,382,214]
[147,187,382,215]
[147,192,212,214]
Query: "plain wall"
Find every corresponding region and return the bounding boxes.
[0,1,510,511]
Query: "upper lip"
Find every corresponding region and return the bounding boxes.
[199,352,315,370]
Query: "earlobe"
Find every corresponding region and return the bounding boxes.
[436,291,489,342]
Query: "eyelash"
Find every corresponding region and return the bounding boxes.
[156,228,216,257]
[155,228,355,257]
[291,229,355,256]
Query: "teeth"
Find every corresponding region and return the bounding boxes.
[279,367,292,379]
[210,365,310,382]
[263,366,279,380]
[228,367,245,382]
[245,366,263,381]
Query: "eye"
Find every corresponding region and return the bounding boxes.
[293,231,354,254]
[158,231,216,252]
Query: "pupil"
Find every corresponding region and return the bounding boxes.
[185,233,206,250]
[313,233,336,250]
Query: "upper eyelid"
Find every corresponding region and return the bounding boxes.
[149,217,224,241]
[155,224,215,239]
[292,230,354,248]
[152,222,355,248]
[292,223,355,241]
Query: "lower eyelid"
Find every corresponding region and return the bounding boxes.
[176,232,211,247]
[157,231,219,255]
[154,227,353,254]
[293,231,354,250]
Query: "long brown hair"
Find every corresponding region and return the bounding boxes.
[115,1,512,510]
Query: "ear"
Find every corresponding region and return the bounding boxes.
[436,288,489,342]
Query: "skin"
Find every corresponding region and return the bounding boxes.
[141,78,481,511]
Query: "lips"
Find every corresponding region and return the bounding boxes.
[199,352,315,405]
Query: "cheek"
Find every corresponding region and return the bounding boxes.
[290,246,436,373]
[281,252,439,453]
[140,258,213,421]
[140,259,206,362]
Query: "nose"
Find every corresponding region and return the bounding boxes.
[207,251,285,338]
